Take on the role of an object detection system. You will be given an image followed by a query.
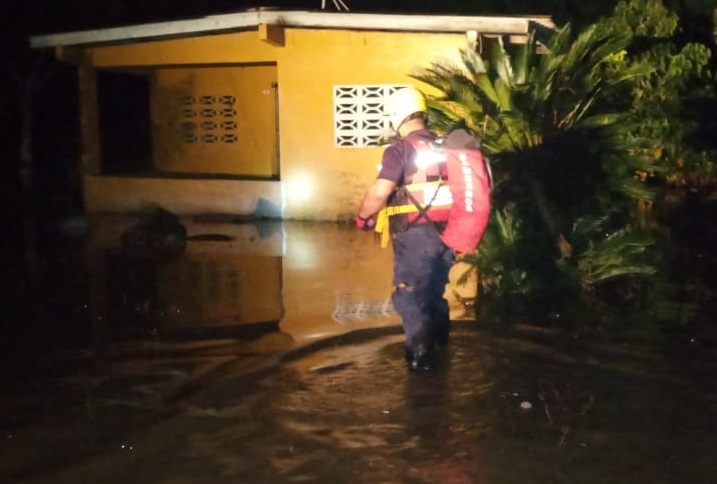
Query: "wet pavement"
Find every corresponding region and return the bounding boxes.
[2,217,717,483]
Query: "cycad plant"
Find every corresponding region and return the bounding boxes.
[416,2,670,301]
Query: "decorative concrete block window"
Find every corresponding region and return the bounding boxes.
[179,95,239,144]
[333,84,408,147]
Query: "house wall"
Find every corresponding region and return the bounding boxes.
[84,176,283,217]
[151,65,278,177]
[82,28,468,220]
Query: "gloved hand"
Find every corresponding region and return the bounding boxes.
[355,214,376,231]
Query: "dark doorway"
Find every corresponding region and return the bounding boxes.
[97,69,152,174]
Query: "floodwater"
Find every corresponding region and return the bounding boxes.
[2,217,717,483]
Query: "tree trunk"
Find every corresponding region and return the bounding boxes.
[528,178,573,260]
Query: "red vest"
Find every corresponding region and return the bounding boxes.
[389,137,452,224]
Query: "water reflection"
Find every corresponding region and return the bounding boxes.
[2,216,716,483]
[85,218,403,344]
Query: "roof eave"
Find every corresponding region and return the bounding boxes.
[29,10,555,49]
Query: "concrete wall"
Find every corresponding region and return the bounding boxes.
[84,175,282,217]
[82,27,468,219]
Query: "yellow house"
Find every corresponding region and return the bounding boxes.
[31,9,553,221]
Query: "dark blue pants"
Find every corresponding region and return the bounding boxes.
[391,224,455,351]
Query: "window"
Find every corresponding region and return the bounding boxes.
[333,84,407,147]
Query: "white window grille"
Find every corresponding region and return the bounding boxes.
[333,84,407,147]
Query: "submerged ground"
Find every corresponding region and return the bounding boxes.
[1,216,716,483]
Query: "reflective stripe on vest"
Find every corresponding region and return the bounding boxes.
[391,137,453,223]
[374,136,455,247]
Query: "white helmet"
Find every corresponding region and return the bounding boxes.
[386,86,427,130]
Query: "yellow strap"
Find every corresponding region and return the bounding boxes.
[374,181,446,249]
[375,205,420,248]
[374,209,389,248]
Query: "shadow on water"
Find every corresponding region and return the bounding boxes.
[1,215,717,483]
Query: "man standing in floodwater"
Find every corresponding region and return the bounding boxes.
[355,86,455,371]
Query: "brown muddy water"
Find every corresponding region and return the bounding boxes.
[1,217,716,483]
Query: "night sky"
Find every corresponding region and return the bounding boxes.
[7,0,594,36]
[7,0,522,35]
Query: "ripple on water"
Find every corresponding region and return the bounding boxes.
[182,322,717,483]
[15,323,717,484]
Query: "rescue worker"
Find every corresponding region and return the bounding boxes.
[355,86,455,371]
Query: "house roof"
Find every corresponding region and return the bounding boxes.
[30,9,555,48]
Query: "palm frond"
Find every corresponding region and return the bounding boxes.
[576,228,657,288]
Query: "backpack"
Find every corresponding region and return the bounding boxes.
[435,127,492,253]
[374,126,492,253]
